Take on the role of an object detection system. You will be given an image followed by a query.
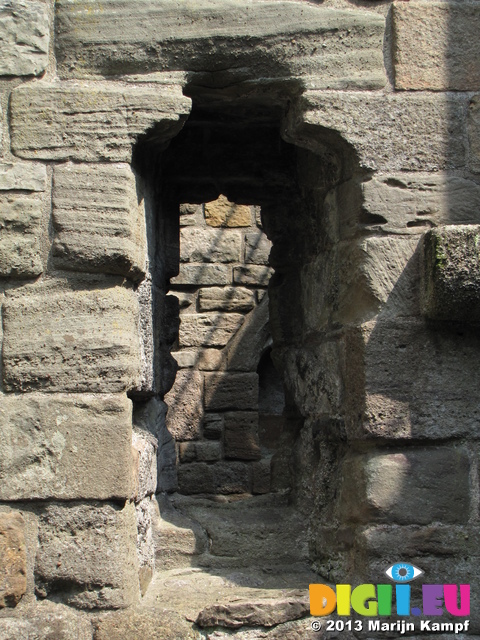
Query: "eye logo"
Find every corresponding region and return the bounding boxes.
[385,563,424,583]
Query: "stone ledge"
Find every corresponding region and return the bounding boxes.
[0,0,49,77]
[10,83,191,162]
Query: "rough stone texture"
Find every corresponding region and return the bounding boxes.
[94,608,199,640]
[178,463,215,494]
[233,266,273,286]
[197,597,309,629]
[205,196,252,228]
[344,319,480,440]
[179,313,244,348]
[171,264,231,286]
[135,496,156,596]
[252,459,272,495]
[55,0,386,90]
[0,393,133,501]
[224,412,261,461]
[174,348,226,371]
[35,502,139,609]
[198,287,255,312]
[468,94,480,174]
[213,461,250,494]
[0,194,43,278]
[164,369,203,441]
[338,448,470,526]
[195,441,223,462]
[0,0,49,76]
[422,225,480,323]
[0,513,27,608]
[226,296,270,372]
[52,163,146,280]
[393,2,480,91]
[132,429,157,501]
[0,602,93,640]
[180,228,242,263]
[286,91,467,171]
[204,373,259,411]
[245,231,272,265]
[0,162,47,191]
[360,173,480,234]
[2,286,141,392]
[10,83,191,162]
[205,618,317,640]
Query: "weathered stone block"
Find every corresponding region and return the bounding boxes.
[0,513,27,608]
[0,0,49,76]
[196,441,223,462]
[0,393,134,501]
[179,313,244,348]
[203,414,224,440]
[245,231,272,265]
[177,463,214,494]
[10,83,191,162]
[178,442,196,463]
[198,287,255,312]
[468,94,480,174]
[204,373,259,411]
[2,286,141,392]
[205,196,252,227]
[393,2,480,91]
[0,162,47,191]
[35,502,139,609]
[94,607,198,640]
[0,194,43,278]
[422,225,480,323]
[171,264,231,287]
[196,596,309,629]
[338,448,470,526]
[173,348,226,370]
[213,461,250,494]
[180,228,242,263]
[286,91,467,172]
[233,265,273,286]
[164,369,203,440]
[55,0,385,90]
[226,295,270,372]
[344,319,480,440]
[52,163,146,280]
[224,412,261,461]
[0,602,93,640]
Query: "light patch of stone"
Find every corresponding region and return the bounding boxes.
[338,448,470,525]
[0,393,133,501]
[393,2,480,91]
[164,369,204,440]
[0,194,43,278]
[171,264,231,286]
[205,196,252,227]
[198,286,255,312]
[52,163,146,279]
[0,0,49,76]
[36,502,139,609]
[179,313,244,348]
[0,512,27,608]
[2,286,141,392]
[244,231,272,265]
[286,91,467,171]
[0,162,47,191]
[10,83,191,162]
[180,227,242,263]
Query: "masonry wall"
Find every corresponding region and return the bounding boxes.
[1,0,480,637]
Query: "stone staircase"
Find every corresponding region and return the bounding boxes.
[94,492,320,639]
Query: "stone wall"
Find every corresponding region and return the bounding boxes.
[1,0,480,636]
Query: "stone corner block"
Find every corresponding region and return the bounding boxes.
[0,0,49,77]
[10,83,191,162]
[2,286,141,392]
[0,512,27,608]
[52,163,146,280]
[0,393,134,501]
[422,225,480,323]
[35,502,139,609]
